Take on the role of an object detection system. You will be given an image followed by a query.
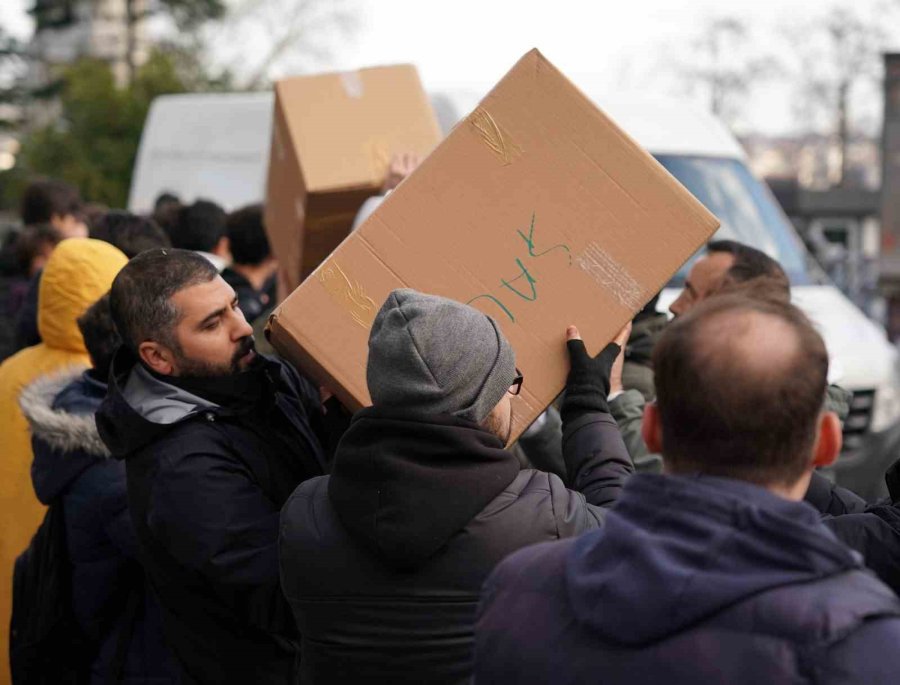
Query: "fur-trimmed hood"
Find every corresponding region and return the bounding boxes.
[20,368,109,457]
[20,367,111,504]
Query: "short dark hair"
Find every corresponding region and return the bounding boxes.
[110,248,218,352]
[707,240,790,298]
[20,179,83,226]
[170,199,227,252]
[653,294,828,486]
[717,274,791,304]
[77,293,120,381]
[153,195,182,241]
[81,202,108,232]
[226,204,271,265]
[154,192,180,213]
[91,210,171,258]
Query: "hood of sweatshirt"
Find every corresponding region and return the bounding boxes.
[327,406,520,570]
[37,239,127,352]
[564,473,863,646]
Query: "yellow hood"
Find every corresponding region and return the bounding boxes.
[38,238,128,352]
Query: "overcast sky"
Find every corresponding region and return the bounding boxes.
[2,0,894,135]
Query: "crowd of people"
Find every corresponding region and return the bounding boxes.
[2,175,900,684]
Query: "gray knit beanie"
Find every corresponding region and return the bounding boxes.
[367,289,517,423]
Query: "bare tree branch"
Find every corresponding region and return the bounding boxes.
[674,15,782,128]
[210,0,360,90]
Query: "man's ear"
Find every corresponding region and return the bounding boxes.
[642,402,663,454]
[812,411,842,468]
[138,340,176,376]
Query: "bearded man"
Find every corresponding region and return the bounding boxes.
[97,248,327,684]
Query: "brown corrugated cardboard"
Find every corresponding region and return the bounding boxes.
[268,49,720,440]
[265,64,443,289]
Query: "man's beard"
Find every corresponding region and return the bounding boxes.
[481,403,513,446]
[175,336,257,378]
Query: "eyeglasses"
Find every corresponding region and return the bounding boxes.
[510,368,524,396]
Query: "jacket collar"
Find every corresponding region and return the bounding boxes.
[20,367,109,457]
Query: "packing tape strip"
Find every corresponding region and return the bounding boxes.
[575,242,644,311]
[468,108,521,165]
[318,260,378,329]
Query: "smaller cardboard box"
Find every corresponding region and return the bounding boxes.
[268,49,719,440]
[265,64,443,290]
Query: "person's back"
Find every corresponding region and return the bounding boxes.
[476,295,900,685]
[220,203,276,324]
[477,474,900,685]
[280,289,634,684]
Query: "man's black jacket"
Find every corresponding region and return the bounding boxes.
[805,471,900,594]
[97,349,326,684]
[279,406,633,685]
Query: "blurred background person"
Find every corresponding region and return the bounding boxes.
[20,178,88,239]
[0,239,128,681]
[14,178,91,351]
[222,203,277,325]
[169,199,230,271]
[91,210,172,258]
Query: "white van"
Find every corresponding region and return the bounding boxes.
[597,97,900,452]
[128,92,274,214]
[129,91,900,451]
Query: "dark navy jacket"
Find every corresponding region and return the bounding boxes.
[96,349,326,685]
[475,473,900,685]
[21,369,176,684]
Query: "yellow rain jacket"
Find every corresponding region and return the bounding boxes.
[0,238,127,682]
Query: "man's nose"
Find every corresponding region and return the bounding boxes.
[232,308,254,339]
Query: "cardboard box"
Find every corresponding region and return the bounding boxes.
[268,49,719,440]
[265,64,443,289]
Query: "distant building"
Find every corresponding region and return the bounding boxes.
[744,121,886,329]
[27,0,149,94]
[768,176,882,320]
[742,133,880,191]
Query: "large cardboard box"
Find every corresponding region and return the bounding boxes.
[268,49,719,440]
[265,64,443,289]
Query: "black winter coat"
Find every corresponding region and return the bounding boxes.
[20,369,176,684]
[476,474,900,685]
[279,407,633,685]
[96,350,326,685]
[803,471,900,594]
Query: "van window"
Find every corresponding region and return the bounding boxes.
[655,155,812,285]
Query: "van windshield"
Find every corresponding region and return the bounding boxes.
[655,155,813,286]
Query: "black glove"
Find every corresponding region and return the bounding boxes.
[560,339,621,424]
